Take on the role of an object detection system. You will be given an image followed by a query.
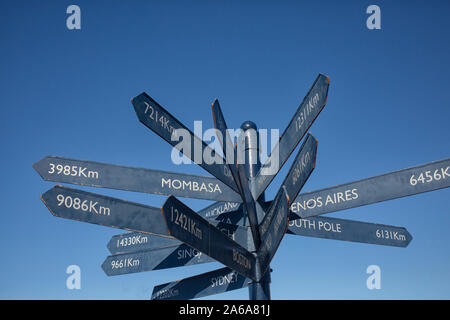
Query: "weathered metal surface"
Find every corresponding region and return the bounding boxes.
[108,220,253,255]
[287,215,412,247]
[251,74,329,199]
[41,185,169,237]
[132,92,239,193]
[151,267,250,300]
[162,196,258,281]
[33,156,241,202]
[293,158,450,218]
[257,187,289,276]
[102,244,214,276]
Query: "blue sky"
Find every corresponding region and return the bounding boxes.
[1,0,449,299]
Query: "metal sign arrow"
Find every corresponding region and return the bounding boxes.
[197,201,244,225]
[258,134,317,240]
[107,221,253,255]
[257,187,289,276]
[293,158,450,218]
[211,99,262,249]
[41,185,169,237]
[33,156,241,202]
[256,134,317,275]
[151,267,250,300]
[132,93,239,193]
[287,215,413,247]
[102,244,214,276]
[211,99,243,196]
[161,195,259,281]
[251,74,329,199]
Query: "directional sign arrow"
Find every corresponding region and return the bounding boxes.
[102,244,215,276]
[257,187,290,276]
[211,99,242,196]
[161,196,259,281]
[281,133,318,204]
[287,215,413,247]
[41,185,169,237]
[259,134,317,241]
[132,93,239,193]
[33,156,241,202]
[251,74,329,199]
[151,267,251,300]
[196,201,413,248]
[237,164,264,249]
[211,99,262,249]
[293,158,450,218]
[108,220,254,255]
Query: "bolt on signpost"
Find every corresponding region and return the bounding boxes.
[34,74,450,300]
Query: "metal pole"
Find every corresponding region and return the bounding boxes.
[241,121,271,300]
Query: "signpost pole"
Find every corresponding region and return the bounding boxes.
[241,121,271,300]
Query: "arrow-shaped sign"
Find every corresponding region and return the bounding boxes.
[280,133,318,205]
[211,99,242,196]
[211,99,262,249]
[161,196,259,281]
[41,185,169,237]
[259,134,317,240]
[287,215,412,247]
[102,244,214,276]
[108,221,253,255]
[257,187,290,276]
[132,93,239,193]
[151,267,250,300]
[33,156,241,202]
[293,158,450,218]
[251,74,329,199]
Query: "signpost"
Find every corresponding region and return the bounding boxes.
[34,73,450,300]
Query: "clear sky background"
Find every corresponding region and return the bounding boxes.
[1,0,449,299]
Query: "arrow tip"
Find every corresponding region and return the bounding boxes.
[32,156,50,179]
